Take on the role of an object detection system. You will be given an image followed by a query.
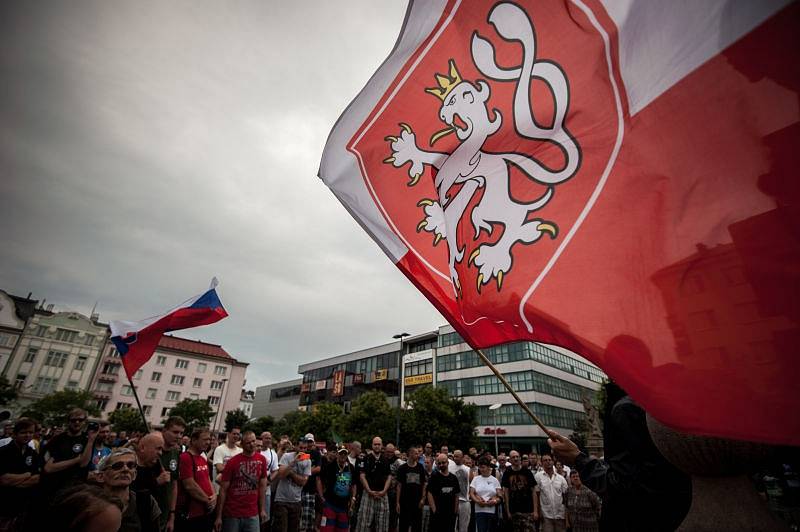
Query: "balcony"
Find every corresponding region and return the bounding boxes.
[93,389,112,399]
[97,373,118,383]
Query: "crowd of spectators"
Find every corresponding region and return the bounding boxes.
[0,407,603,532]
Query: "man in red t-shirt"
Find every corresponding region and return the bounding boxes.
[214,430,268,532]
[177,428,216,532]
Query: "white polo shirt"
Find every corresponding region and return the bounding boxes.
[534,470,569,519]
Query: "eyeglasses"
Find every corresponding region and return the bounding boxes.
[109,461,137,471]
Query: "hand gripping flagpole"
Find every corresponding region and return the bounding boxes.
[473,347,550,435]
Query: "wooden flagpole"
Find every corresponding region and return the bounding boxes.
[124,371,151,434]
[473,347,550,435]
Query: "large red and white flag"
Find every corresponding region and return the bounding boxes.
[319,0,799,445]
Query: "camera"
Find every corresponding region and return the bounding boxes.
[87,421,99,432]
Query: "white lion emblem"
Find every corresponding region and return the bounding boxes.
[384,2,580,296]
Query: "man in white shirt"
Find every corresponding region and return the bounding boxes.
[212,428,242,492]
[449,450,472,532]
[260,431,279,524]
[534,454,569,532]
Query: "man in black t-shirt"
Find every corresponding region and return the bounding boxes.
[358,436,393,531]
[41,408,95,496]
[426,454,460,531]
[0,418,41,529]
[300,433,323,532]
[317,446,356,531]
[501,450,537,531]
[396,446,427,532]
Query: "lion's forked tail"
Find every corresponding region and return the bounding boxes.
[471,2,581,185]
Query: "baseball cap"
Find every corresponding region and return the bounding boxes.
[304,433,315,442]
[337,445,349,454]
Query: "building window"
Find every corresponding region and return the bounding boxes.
[207,396,220,406]
[197,363,207,374]
[95,382,113,393]
[210,380,224,391]
[74,356,87,371]
[166,391,181,401]
[96,398,109,411]
[65,380,79,390]
[24,348,37,363]
[0,334,12,347]
[175,359,189,370]
[146,388,157,399]
[170,375,185,385]
[142,405,152,415]
[44,351,69,368]
[156,355,166,366]
[35,325,48,337]
[121,385,133,396]
[33,377,57,394]
[152,372,162,382]
[189,393,199,400]
[102,362,120,375]
[116,402,132,410]
[55,328,78,343]
[84,334,96,346]
[193,378,203,388]
[108,348,119,358]
[135,369,143,379]
[161,407,171,417]
[214,365,226,376]
[14,374,26,389]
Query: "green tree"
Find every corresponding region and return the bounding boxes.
[272,410,312,441]
[21,389,100,427]
[225,408,250,432]
[340,391,395,445]
[401,386,478,450]
[305,402,345,444]
[109,407,147,434]
[243,416,275,435]
[0,376,18,406]
[166,399,215,432]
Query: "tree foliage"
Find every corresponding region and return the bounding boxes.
[166,399,215,432]
[109,407,147,434]
[400,386,478,450]
[568,415,589,452]
[224,409,250,432]
[21,389,100,427]
[243,416,275,436]
[272,410,312,441]
[341,391,396,446]
[0,376,18,407]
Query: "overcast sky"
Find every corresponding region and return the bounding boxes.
[0,0,445,388]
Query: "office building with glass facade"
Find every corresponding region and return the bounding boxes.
[298,325,605,451]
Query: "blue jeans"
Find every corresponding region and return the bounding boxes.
[222,515,260,532]
[474,512,496,532]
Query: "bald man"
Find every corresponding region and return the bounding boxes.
[132,432,170,521]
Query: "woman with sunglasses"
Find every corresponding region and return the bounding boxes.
[98,448,162,532]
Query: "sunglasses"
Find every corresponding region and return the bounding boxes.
[109,461,137,471]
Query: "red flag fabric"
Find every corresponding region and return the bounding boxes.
[319,0,799,445]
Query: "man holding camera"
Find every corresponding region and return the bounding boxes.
[271,437,312,532]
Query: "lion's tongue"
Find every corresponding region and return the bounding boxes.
[453,114,468,131]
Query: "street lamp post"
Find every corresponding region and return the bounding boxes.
[489,403,502,457]
[216,378,228,432]
[393,332,410,447]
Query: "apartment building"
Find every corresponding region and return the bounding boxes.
[92,334,247,430]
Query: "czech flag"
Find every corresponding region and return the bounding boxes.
[110,278,228,379]
[320,0,799,444]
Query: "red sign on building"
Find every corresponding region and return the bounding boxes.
[353,373,364,385]
[332,370,345,397]
[483,427,507,435]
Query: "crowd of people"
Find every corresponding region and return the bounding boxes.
[0,407,604,532]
